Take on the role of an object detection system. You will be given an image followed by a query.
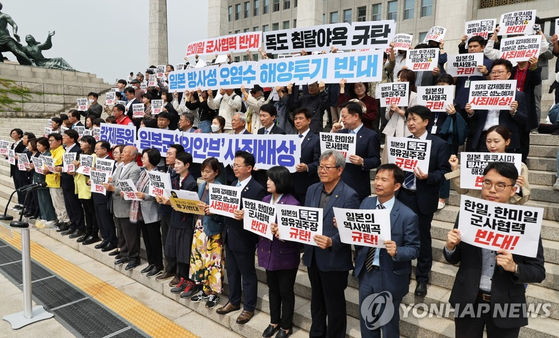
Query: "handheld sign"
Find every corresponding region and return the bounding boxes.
[32,157,44,175]
[156,65,166,79]
[119,179,141,200]
[74,126,85,137]
[95,158,115,175]
[499,35,541,63]
[465,19,496,40]
[459,152,522,190]
[132,103,145,118]
[16,153,29,171]
[458,195,542,258]
[151,99,164,115]
[446,53,484,77]
[77,98,88,111]
[334,207,391,248]
[377,82,409,107]
[147,171,172,197]
[208,184,242,218]
[7,149,15,165]
[0,140,9,156]
[90,170,109,195]
[387,136,432,173]
[498,10,536,36]
[242,198,275,240]
[276,204,323,246]
[416,86,455,112]
[41,155,55,173]
[405,48,439,72]
[468,80,516,110]
[423,26,446,43]
[168,190,204,215]
[105,92,115,105]
[392,34,413,51]
[319,132,357,163]
[76,154,94,175]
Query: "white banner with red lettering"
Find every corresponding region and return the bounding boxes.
[405,48,439,72]
[242,198,275,240]
[208,184,242,218]
[499,35,541,63]
[446,53,484,77]
[333,207,391,248]
[377,82,409,107]
[276,204,323,246]
[416,86,455,112]
[459,152,522,190]
[147,171,172,198]
[498,10,536,36]
[392,34,413,51]
[186,32,261,57]
[319,132,356,163]
[386,136,432,173]
[468,80,516,110]
[465,19,496,40]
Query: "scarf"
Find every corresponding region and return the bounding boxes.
[130,169,150,223]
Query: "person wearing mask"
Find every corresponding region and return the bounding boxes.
[211,116,226,134]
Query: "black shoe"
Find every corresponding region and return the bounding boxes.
[125,259,140,271]
[141,264,155,274]
[115,254,123,260]
[28,215,37,220]
[415,281,428,297]
[95,240,109,249]
[76,235,87,243]
[13,205,23,210]
[102,244,118,252]
[69,230,85,239]
[146,267,163,278]
[275,328,292,338]
[61,228,76,236]
[56,223,70,232]
[263,324,280,338]
[115,258,129,265]
[83,236,100,245]
[108,249,120,256]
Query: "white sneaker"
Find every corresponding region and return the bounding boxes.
[44,221,57,229]
[553,178,559,191]
[34,219,45,229]
[437,200,446,210]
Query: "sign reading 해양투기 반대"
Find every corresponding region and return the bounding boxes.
[208,183,242,218]
[468,80,517,110]
[99,123,136,147]
[147,170,172,198]
[387,136,432,173]
[498,10,536,36]
[423,26,446,43]
[242,198,275,241]
[168,50,384,91]
[416,85,455,112]
[377,82,409,107]
[90,170,109,195]
[458,195,542,257]
[276,204,323,246]
[168,190,204,215]
[405,48,439,72]
[499,35,541,63]
[319,132,356,163]
[333,207,391,248]
[446,53,484,77]
[392,34,413,51]
[464,19,496,40]
[459,152,522,190]
[186,32,261,57]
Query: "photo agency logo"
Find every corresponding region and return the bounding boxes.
[360,291,395,330]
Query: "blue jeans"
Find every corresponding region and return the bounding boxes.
[548,103,559,125]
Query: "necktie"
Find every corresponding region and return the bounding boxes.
[298,134,303,138]
[236,181,242,187]
[404,136,417,189]
[365,204,385,272]
[265,130,269,134]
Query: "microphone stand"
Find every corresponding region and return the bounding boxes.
[0,190,17,221]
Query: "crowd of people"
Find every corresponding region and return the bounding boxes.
[3,20,559,338]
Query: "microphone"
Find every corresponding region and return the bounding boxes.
[17,182,47,192]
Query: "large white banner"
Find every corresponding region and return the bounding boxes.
[186,32,261,57]
[333,207,391,248]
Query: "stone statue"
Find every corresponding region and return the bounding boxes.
[23,31,74,71]
[0,2,34,66]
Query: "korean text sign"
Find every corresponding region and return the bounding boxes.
[468,80,517,110]
[446,53,484,77]
[276,204,323,246]
[333,207,391,248]
[405,48,439,72]
[208,184,242,218]
[498,10,536,36]
[465,19,496,40]
[168,190,204,215]
[416,85,455,112]
[242,198,275,240]
[499,35,541,63]
[387,136,432,173]
[186,32,261,57]
[459,152,522,190]
[377,82,409,107]
[319,132,357,163]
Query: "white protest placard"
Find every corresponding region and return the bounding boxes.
[76,154,94,175]
[186,31,261,56]
[416,86,455,112]
[176,63,185,71]
[377,82,409,107]
[392,34,413,51]
[242,198,275,240]
[465,19,497,40]
[116,100,126,106]
[0,140,10,155]
[208,183,242,218]
[119,179,141,200]
[43,127,53,137]
[92,127,101,141]
[95,158,114,175]
[459,152,522,190]
[147,170,172,197]
[333,207,391,248]
[498,10,536,36]
[386,136,432,173]
[276,204,323,246]
[468,80,516,110]
[77,98,88,111]
[319,132,357,163]
[423,26,446,43]
[446,53,484,77]
[499,35,541,63]
[105,92,115,106]
[32,156,44,175]
[151,100,164,115]
[90,170,109,195]
[147,78,157,88]
[41,155,55,172]
[405,48,439,72]
[83,129,92,136]
[458,195,543,258]
[132,103,145,118]
[168,190,204,215]
[7,149,15,165]
[156,65,165,79]
[74,126,85,137]
[16,153,29,171]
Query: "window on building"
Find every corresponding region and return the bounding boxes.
[404,0,414,20]
[254,26,259,31]
[263,24,269,32]
[419,31,427,42]
[283,20,290,29]
[343,9,352,23]
[480,0,535,9]
[421,0,432,17]
[330,11,338,24]
[235,30,240,34]
[235,56,241,62]
[357,6,366,21]
[273,22,279,30]
[235,3,241,20]
[228,6,232,21]
[254,0,260,15]
[293,19,297,28]
[284,0,290,10]
[244,2,250,18]
[273,0,280,12]
[371,3,382,21]
[253,54,259,61]
[294,0,298,7]
[244,28,250,32]
[323,13,326,24]
[387,1,397,21]
[263,0,269,14]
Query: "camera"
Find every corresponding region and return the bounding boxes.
[533,24,541,33]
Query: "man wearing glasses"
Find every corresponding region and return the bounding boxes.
[444,162,545,338]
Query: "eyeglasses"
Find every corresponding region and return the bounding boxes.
[490,70,507,75]
[318,165,338,171]
[482,180,514,192]
[233,164,246,169]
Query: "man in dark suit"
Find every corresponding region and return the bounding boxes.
[59,129,86,239]
[216,151,266,325]
[124,87,142,127]
[291,108,320,205]
[444,162,545,338]
[257,103,286,135]
[8,128,27,209]
[354,164,420,337]
[396,105,450,297]
[303,149,360,338]
[332,101,381,201]
[465,59,527,154]
[68,110,84,130]
[224,113,252,184]
[91,141,117,251]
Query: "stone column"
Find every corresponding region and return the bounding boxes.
[207,0,228,38]
[149,0,169,66]
[296,0,322,28]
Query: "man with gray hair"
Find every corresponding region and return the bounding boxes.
[303,150,360,337]
[232,112,250,135]
[178,112,196,133]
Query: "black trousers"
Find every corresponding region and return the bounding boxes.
[307,256,348,338]
[161,215,176,274]
[455,296,521,338]
[114,216,127,253]
[80,198,97,237]
[225,245,257,312]
[62,183,84,231]
[116,217,140,260]
[13,175,28,205]
[140,220,163,269]
[266,268,298,330]
[95,202,116,245]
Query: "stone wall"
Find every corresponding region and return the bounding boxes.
[0,63,110,118]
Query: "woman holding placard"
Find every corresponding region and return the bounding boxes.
[383,68,417,139]
[447,125,530,204]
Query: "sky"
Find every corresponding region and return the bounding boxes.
[4,0,208,84]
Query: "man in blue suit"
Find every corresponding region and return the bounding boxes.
[303,149,360,338]
[354,164,420,337]
[332,102,381,201]
[396,105,450,297]
[291,107,320,205]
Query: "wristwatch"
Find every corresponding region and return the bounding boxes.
[514,264,521,276]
